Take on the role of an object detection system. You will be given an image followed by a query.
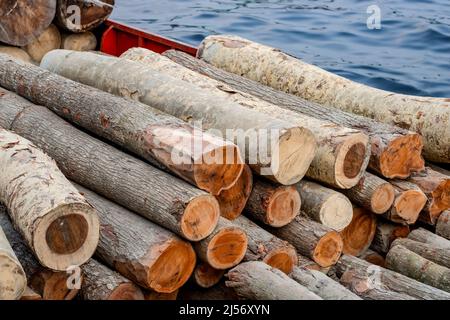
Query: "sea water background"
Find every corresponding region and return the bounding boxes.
[111,0,450,97]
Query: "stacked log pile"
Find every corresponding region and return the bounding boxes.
[0,24,449,301]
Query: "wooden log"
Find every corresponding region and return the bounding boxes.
[0,225,27,300]
[0,0,56,46]
[193,217,247,270]
[342,172,395,214]
[391,238,450,269]
[437,211,450,241]
[370,220,410,254]
[164,49,425,179]
[60,31,97,51]
[20,287,42,300]
[245,179,300,227]
[216,165,252,220]
[231,215,297,274]
[428,163,450,176]
[386,244,450,293]
[192,262,225,289]
[75,184,197,293]
[340,208,377,256]
[55,0,114,32]
[0,128,99,271]
[197,35,448,164]
[270,214,343,267]
[405,168,450,224]
[121,48,370,189]
[383,181,427,225]
[81,259,144,300]
[359,249,385,267]
[0,208,80,300]
[144,289,179,301]
[0,100,220,242]
[0,46,33,64]
[22,24,61,63]
[408,227,450,249]
[40,50,318,186]
[226,261,322,300]
[0,60,243,197]
[290,267,361,300]
[178,282,239,300]
[296,181,353,231]
[334,254,450,300]
[297,255,322,272]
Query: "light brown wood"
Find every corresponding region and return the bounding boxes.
[0,46,33,64]
[192,262,225,289]
[61,31,97,51]
[408,227,450,249]
[22,24,61,63]
[370,220,410,254]
[340,208,377,256]
[437,211,450,241]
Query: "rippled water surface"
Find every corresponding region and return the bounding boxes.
[111,0,450,97]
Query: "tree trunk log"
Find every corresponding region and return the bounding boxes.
[81,259,144,300]
[60,31,97,51]
[164,49,425,179]
[0,46,33,64]
[178,282,239,300]
[297,255,322,272]
[192,262,225,289]
[0,208,80,300]
[230,215,297,274]
[342,172,395,214]
[0,59,243,197]
[334,254,450,300]
[121,48,370,189]
[269,214,343,267]
[245,179,300,227]
[392,238,450,269]
[197,35,448,164]
[370,220,410,254]
[22,24,61,63]
[386,244,450,293]
[437,211,450,241]
[40,50,317,186]
[290,267,361,300]
[216,165,252,220]
[408,227,450,249]
[55,0,114,32]
[0,128,99,271]
[226,261,322,300]
[0,101,220,242]
[0,0,56,46]
[359,249,385,267]
[75,184,196,293]
[296,181,353,231]
[193,217,247,270]
[340,208,377,256]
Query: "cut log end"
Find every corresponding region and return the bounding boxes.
[313,231,343,267]
[181,195,220,241]
[30,271,80,300]
[392,190,427,224]
[335,135,369,188]
[340,208,377,256]
[371,183,396,214]
[148,239,196,293]
[272,127,317,185]
[0,254,27,300]
[264,247,298,274]
[320,194,353,231]
[107,283,145,300]
[430,179,450,216]
[380,134,425,178]
[267,186,301,227]
[194,263,225,288]
[34,203,100,271]
[206,227,248,270]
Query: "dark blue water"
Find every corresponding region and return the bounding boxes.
[111,0,450,97]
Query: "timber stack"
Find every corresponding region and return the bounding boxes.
[0,13,449,300]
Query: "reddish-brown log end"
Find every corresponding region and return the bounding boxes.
[30,271,81,300]
[429,179,450,218]
[393,190,428,224]
[181,195,220,241]
[313,231,344,267]
[263,246,298,274]
[340,208,377,256]
[108,283,145,300]
[193,263,225,288]
[206,227,248,270]
[266,186,301,227]
[371,183,396,214]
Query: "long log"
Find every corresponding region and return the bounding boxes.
[340,208,377,256]
[359,249,385,267]
[290,267,361,300]
[40,50,317,186]
[121,48,370,189]
[245,179,300,227]
[193,217,247,270]
[342,172,395,214]
[197,35,448,164]
[216,165,252,220]
[0,59,244,197]
[0,128,99,271]
[0,100,220,242]
[0,46,33,64]
[75,184,196,293]
[55,0,114,32]
[0,0,56,46]
[269,214,343,267]
[0,208,80,300]
[226,261,322,300]
[22,24,61,63]
[370,220,410,254]
[296,180,353,231]
[437,211,450,241]
[192,262,225,289]
[230,215,297,274]
[408,227,450,249]
[391,238,450,269]
[386,244,450,293]
[164,49,426,179]
[334,254,450,300]
[81,259,144,300]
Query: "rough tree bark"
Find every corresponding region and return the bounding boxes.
[370,220,410,254]
[437,211,450,241]
[408,227,450,249]
[22,24,61,63]
[164,49,426,179]
[391,238,450,269]
[340,208,377,256]
[191,262,225,289]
